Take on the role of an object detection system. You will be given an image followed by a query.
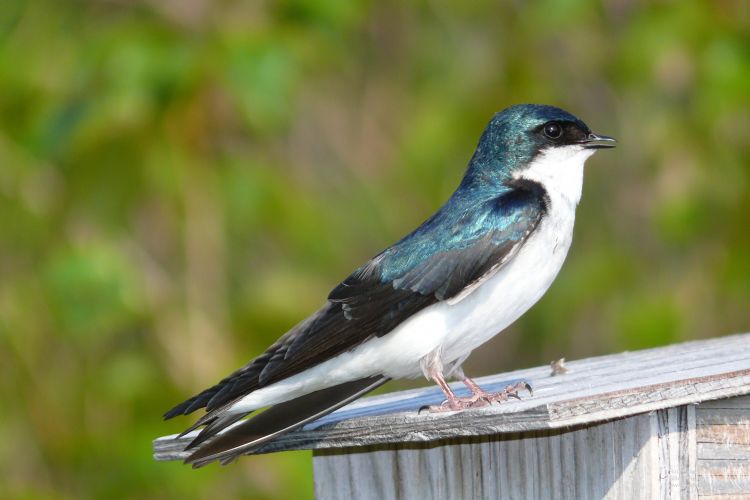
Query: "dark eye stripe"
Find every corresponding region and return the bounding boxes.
[537,120,590,146]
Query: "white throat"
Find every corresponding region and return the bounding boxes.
[516,145,594,207]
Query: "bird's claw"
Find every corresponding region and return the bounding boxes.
[486,381,533,402]
[524,381,534,396]
[421,380,533,413]
[422,400,471,413]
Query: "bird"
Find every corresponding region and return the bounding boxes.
[164,103,616,467]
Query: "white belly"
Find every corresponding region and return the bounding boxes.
[369,196,576,378]
[432,203,575,364]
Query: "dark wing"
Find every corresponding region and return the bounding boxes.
[164,179,548,458]
[163,292,433,421]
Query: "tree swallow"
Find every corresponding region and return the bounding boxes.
[164,104,616,467]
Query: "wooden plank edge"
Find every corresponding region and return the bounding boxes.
[154,368,750,461]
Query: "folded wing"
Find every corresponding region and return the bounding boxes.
[165,179,548,465]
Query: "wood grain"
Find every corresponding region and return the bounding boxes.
[312,415,657,500]
[657,406,697,500]
[698,425,750,445]
[696,392,750,497]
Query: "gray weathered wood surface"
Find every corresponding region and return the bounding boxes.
[657,406,696,499]
[155,333,750,460]
[312,394,750,499]
[313,411,670,500]
[696,394,750,497]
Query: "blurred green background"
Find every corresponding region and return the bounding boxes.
[1,0,748,498]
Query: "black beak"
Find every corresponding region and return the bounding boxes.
[583,132,616,149]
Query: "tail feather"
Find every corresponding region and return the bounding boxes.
[184,412,249,448]
[185,376,389,468]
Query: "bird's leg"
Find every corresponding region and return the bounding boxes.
[428,370,464,412]
[421,372,532,413]
[419,350,466,412]
[420,367,533,413]
[418,367,481,413]
[447,366,489,405]
[420,351,530,412]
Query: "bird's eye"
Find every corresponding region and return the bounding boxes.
[543,122,563,140]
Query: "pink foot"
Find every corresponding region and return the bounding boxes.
[420,381,533,413]
[465,381,533,406]
[421,397,477,413]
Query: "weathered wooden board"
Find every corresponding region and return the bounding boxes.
[699,395,750,409]
[154,333,750,460]
[697,476,750,496]
[696,393,750,497]
[697,426,750,446]
[657,406,697,500]
[313,416,658,500]
[699,443,750,460]
[312,407,703,500]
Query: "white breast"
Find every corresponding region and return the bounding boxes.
[229,145,595,413]
[438,146,594,358]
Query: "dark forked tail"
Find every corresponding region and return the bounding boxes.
[185,376,389,468]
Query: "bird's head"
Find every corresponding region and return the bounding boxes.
[465,104,615,187]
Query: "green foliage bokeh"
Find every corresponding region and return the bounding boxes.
[0,0,748,498]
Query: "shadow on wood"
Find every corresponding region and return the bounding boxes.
[313,408,696,499]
